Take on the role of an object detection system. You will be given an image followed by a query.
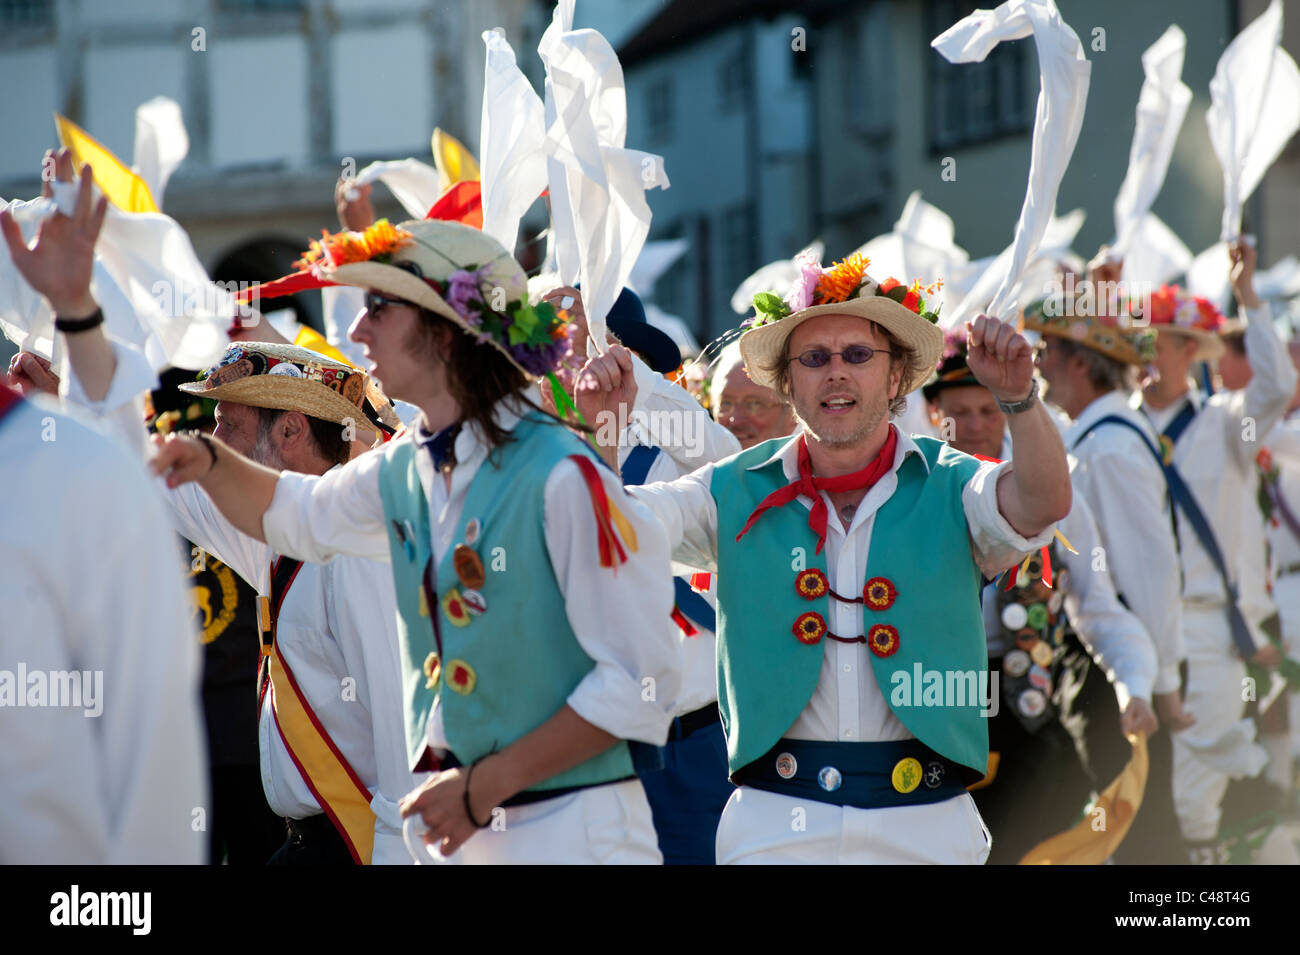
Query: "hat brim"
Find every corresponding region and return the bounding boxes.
[1022,313,1150,366]
[178,375,369,430]
[739,297,944,396]
[1152,324,1225,362]
[326,261,535,379]
[609,318,681,374]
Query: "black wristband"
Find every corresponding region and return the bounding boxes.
[462,754,495,830]
[53,308,104,334]
[192,432,219,474]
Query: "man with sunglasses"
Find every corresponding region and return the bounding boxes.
[577,257,1071,864]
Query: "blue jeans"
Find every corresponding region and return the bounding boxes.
[638,718,734,865]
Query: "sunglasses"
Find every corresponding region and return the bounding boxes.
[788,344,888,368]
[365,290,415,314]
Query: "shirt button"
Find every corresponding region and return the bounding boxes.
[843,728,855,739]
[842,664,852,673]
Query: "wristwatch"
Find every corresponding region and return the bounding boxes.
[995,378,1039,414]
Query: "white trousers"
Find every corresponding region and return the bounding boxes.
[1172,606,1266,841]
[715,785,991,865]
[422,779,661,865]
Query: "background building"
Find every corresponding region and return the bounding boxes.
[1,0,1297,350]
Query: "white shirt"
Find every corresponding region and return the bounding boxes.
[0,397,207,863]
[1134,306,1294,643]
[62,340,417,863]
[628,426,1055,744]
[1066,389,1186,694]
[262,399,682,751]
[617,354,741,715]
[1265,413,1300,640]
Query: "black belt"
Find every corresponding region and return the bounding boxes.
[667,703,721,742]
[285,812,345,843]
[441,752,635,809]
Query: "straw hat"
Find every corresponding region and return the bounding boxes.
[296,219,570,379]
[1021,301,1156,366]
[737,252,944,397]
[1143,285,1227,361]
[180,341,381,430]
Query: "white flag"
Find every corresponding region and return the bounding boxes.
[1207,0,1300,242]
[480,29,547,252]
[932,0,1091,323]
[133,96,189,209]
[1112,26,1191,259]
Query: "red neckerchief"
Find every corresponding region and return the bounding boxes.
[736,427,900,555]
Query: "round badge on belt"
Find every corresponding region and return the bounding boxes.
[775,752,798,779]
[1028,664,1052,691]
[1026,602,1049,630]
[1048,590,1064,614]
[891,757,922,794]
[1017,688,1047,717]
[924,761,945,789]
[461,588,486,616]
[453,544,486,590]
[818,766,842,792]
[1002,649,1031,678]
[1030,640,1053,668]
[1001,603,1029,630]
[1015,630,1039,652]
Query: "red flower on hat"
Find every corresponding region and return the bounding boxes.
[879,277,903,294]
[793,612,827,645]
[864,577,898,610]
[795,568,829,600]
[868,624,899,658]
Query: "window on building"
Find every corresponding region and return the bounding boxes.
[0,0,52,25]
[646,77,673,144]
[720,203,757,298]
[927,0,1031,152]
[717,47,750,113]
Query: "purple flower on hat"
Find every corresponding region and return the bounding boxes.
[446,268,487,318]
[785,250,824,313]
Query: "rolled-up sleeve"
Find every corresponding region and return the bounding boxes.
[962,460,1058,578]
[543,458,681,745]
[262,450,392,564]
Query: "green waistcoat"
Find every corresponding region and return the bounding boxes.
[376,414,633,788]
[710,434,991,782]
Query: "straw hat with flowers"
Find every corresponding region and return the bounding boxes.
[738,250,945,396]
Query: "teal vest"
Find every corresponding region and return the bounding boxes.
[376,414,634,789]
[711,435,991,782]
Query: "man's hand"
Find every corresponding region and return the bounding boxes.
[1250,641,1283,669]
[1120,696,1159,738]
[149,431,216,488]
[0,151,105,318]
[966,314,1033,403]
[543,285,590,360]
[1230,240,1261,310]
[335,179,375,232]
[399,755,513,858]
[7,351,59,396]
[575,343,637,467]
[1154,690,1196,733]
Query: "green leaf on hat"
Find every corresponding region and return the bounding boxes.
[883,285,908,304]
[752,292,790,321]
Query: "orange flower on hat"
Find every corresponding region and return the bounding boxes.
[296,219,413,271]
[814,253,871,305]
[868,624,900,657]
[793,612,827,645]
[795,568,829,600]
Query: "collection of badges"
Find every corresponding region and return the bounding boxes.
[421,517,486,697]
[994,547,1068,732]
[199,346,366,407]
[771,751,947,795]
